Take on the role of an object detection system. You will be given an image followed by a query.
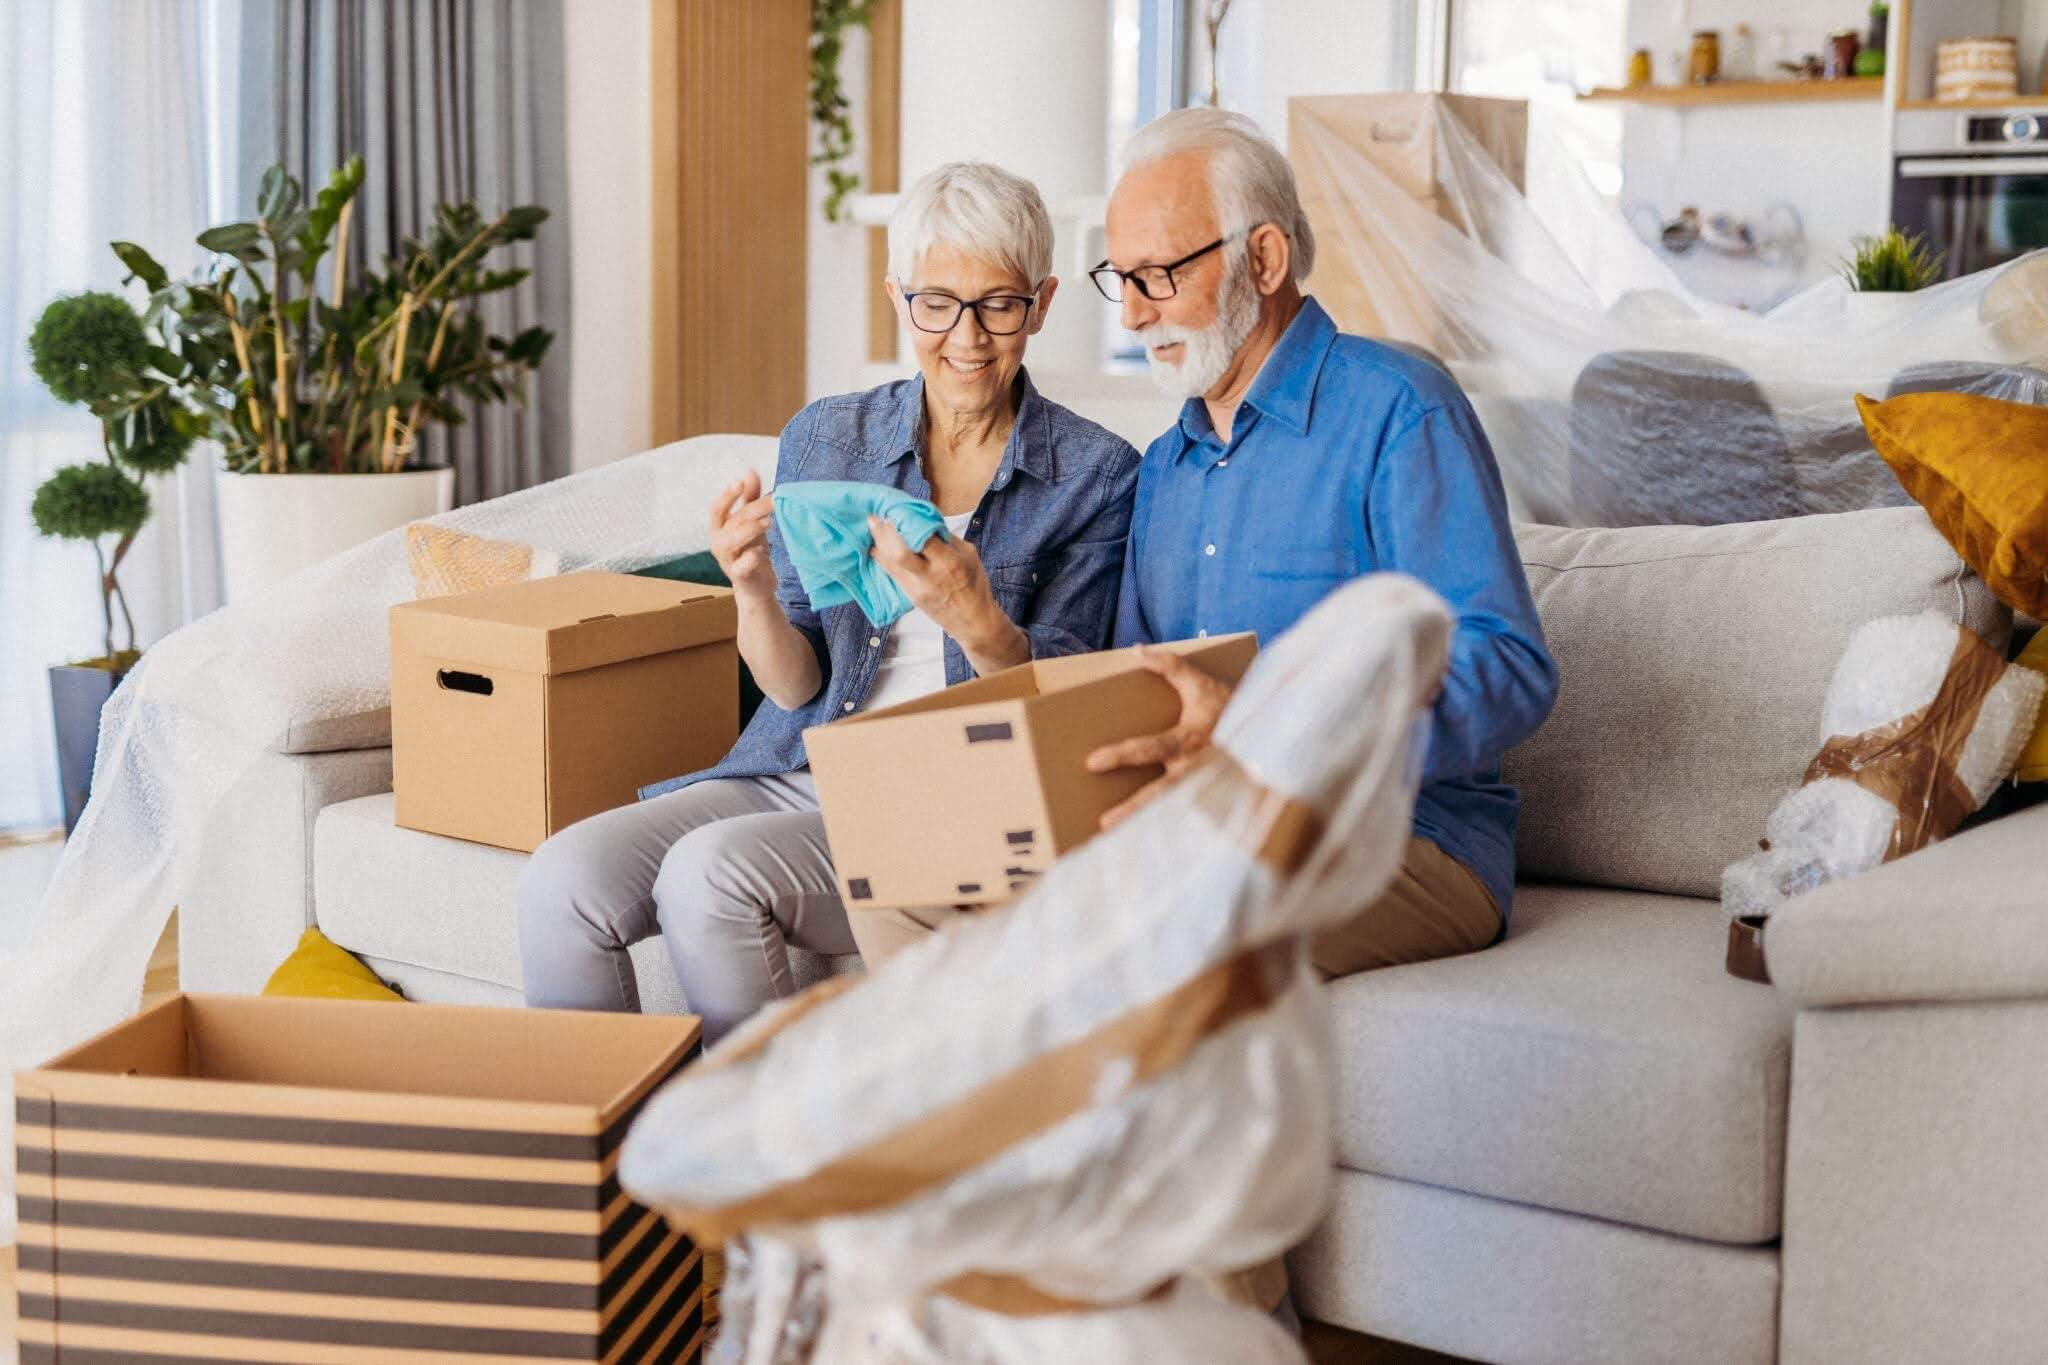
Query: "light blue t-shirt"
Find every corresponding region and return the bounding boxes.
[771,481,949,628]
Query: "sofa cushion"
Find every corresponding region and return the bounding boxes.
[313,792,851,1012]
[1327,883,1797,1246]
[1508,506,2009,897]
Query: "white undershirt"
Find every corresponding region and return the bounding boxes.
[858,512,975,715]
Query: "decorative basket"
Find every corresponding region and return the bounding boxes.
[1936,36,2019,103]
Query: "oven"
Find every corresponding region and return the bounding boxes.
[1893,108,2048,280]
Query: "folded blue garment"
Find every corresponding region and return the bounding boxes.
[771,481,950,628]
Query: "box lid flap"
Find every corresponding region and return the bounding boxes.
[390,571,737,675]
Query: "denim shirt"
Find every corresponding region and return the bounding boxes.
[1113,298,1558,921]
[643,371,1139,797]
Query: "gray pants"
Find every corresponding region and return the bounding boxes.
[515,772,857,1044]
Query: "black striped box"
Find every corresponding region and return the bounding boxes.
[15,993,707,1364]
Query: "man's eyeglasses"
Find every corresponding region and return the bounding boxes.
[902,290,1039,335]
[1089,233,1243,302]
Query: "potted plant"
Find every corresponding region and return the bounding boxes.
[113,158,553,599]
[25,290,194,833]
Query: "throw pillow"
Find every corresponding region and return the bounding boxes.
[263,927,405,1002]
[1855,390,2048,617]
[405,523,562,600]
[2018,629,2048,783]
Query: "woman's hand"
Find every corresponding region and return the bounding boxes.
[708,471,779,604]
[1084,647,1237,830]
[868,515,1029,674]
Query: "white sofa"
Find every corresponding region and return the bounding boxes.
[180,446,2048,1363]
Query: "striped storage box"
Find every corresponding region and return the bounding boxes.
[15,994,708,1364]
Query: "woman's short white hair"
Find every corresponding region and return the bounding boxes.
[888,162,1054,288]
[1120,108,1315,281]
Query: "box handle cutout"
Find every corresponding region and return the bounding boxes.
[965,722,1014,743]
[436,669,495,696]
[578,613,617,624]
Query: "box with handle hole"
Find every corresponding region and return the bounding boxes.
[390,572,738,851]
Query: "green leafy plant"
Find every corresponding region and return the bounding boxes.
[811,0,874,223]
[117,157,553,476]
[25,290,194,666]
[1841,227,1944,292]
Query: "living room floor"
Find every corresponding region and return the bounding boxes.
[0,842,1463,1365]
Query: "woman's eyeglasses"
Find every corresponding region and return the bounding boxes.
[902,290,1039,335]
[1089,232,1243,302]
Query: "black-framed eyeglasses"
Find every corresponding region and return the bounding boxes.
[901,289,1040,335]
[1089,232,1243,302]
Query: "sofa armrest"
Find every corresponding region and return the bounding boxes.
[178,746,394,992]
[1765,800,2048,1008]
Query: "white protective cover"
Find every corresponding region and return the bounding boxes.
[0,435,778,1241]
[1722,611,2047,919]
[1292,102,2048,527]
[619,574,1455,1364]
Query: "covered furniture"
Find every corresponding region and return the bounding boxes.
[183,437,2045,1363]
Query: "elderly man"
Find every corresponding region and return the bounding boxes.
[1087,107,1557,984]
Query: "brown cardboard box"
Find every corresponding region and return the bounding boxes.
[805,634,1258,912]
[391,572,739,852]
[14,994,706,1363]
[1289,93,1527,346]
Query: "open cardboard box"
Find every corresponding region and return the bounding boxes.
[805,632,1258,912]
[14,994,707,1363]
[391,571,739,852]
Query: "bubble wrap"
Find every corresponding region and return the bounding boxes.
[1722,611,2046,920]
[1293,103,2048,527]
[0,435,779,1240]
[619,574,1455,1364]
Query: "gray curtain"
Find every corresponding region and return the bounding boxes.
[238,0,571,503]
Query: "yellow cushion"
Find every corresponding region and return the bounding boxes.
[262,927,405,1001]
[1856,391,2048,618]
[2018,631,2048,783]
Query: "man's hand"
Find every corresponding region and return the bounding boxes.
[1085,646,1237,830]
[708,471,778,604]
[867,515,1024,667]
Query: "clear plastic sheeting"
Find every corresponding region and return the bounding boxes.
[0,435,780,1241]
[1292,100,2048,527]
[621,575,1455,1364]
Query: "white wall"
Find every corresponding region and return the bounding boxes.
[563,0,656,472]
[1208,0,1415,144]
[1619,0,1892,306]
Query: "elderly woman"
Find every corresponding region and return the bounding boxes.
[517,162,1138,1042]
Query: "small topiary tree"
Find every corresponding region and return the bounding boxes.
[26,289,195,667]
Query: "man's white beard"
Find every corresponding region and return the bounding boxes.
[1137,257,1261,399]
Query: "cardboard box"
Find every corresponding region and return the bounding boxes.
[1289,93,1527,346]
[805,634,1258,911]
[15,994,706,1364]
[391,572,739,851]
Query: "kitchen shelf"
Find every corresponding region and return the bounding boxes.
[1897,97,2048,112]
[1580,78,1885,107]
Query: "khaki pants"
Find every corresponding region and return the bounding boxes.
[850,835,1502,1314]
[852,835,1501,980]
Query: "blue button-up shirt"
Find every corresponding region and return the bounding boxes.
[1114,298,1556,920]
[645,371,1139,797]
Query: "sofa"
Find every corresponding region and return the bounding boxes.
[179,438,2048,1364]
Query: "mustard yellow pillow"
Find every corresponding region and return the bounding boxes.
[1856,391,2048,618]
[2018,631,2048,784]
[262,927,405,1001]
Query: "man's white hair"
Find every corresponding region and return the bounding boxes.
[1119,107,1315,282]
[888,161,1054,287]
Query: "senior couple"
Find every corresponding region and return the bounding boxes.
[519,111,1556,1049]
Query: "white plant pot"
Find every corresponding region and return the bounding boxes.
[214,467,455,603]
